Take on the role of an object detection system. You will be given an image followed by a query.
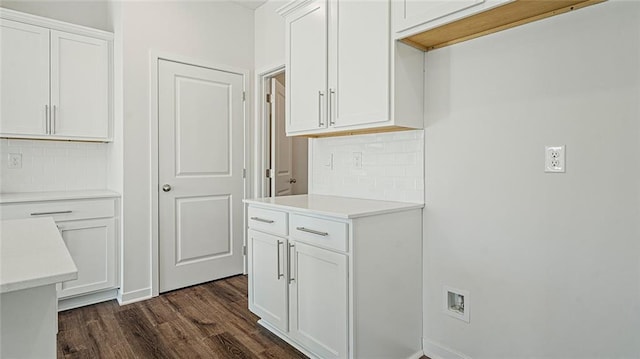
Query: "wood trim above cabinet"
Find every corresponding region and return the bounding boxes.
[400,0,606,52]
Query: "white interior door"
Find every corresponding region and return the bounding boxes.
[271,77,293,197]
[158,59,245,293]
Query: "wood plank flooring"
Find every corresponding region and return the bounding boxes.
[57,275,307,359]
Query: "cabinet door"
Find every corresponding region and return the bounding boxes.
[50,30,109,140]
[0,19,50,136]
[57,218,116,298]
[329,0,389,128]
[290,241,348,359]
[286,0,328,134]
[395,0,485,34]
[248,230,289,332]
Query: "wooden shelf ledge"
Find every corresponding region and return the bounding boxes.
[400,0,606,52]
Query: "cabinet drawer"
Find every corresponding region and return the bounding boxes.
[248,206,288,236]
[290,214,348,252]
[0,199,115,222]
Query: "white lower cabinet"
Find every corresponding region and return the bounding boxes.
[57,218,116,299]
[246,197,423,359]
[289,241,348,359]
[248,229,289,332]
[0,192,120,310]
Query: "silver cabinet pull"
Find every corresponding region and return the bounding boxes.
[318,90,325,127]
[45,104,49,134]
[251,217,274,224]
[329,88,336,126]
[31,210,72,216]
[276,240,284,280]
[52,105,57,134]
[295,227,329,237]
[288,243,295,283]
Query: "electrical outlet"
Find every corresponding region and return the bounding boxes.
[545,145,565,173]
[443,286,470,323]
[325,153,334,170]
[8,153,22,169]
[353,152,363,169]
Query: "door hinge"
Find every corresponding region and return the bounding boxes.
[242,91,246,101]
[266,168,272,178]
[242,168,247,178]
[243,245,247,256]
[266,93,272,103]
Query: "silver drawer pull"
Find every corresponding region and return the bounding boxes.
[251,217,274,224]
[296,227,329,237]
[30,210,72,216]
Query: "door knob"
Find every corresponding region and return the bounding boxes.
[289,178,297,184]
[162,184,172,192]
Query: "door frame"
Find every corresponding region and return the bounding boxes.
[254,64,285,199]
[149,51,250,297]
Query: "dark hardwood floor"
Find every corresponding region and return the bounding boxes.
[57,275,307,359]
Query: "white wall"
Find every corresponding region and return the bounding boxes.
[255,0,286,71]
[310,130,424,203]
[118,1,254,300]
[0,0,111,31]
[0,139,108,192]
[423,2,640,357]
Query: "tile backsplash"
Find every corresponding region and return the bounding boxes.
[310,130,424,203]
[0,139,108,192]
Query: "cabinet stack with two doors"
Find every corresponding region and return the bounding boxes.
[278,0,424,137]
[245,196,423,359]
[0,9,111,141]
[0,192,120,310]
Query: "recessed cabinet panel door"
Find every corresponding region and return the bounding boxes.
[158,59,245,293]
[290,242,348,359]
[0,19,49,136]
[50,30,109,139]
[330,0,389,128]
[286,0,327,134]
[248,230,288,332]
[58,218,116,298]
[396,0,485,33]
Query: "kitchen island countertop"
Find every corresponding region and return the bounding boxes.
[1,217,77,293]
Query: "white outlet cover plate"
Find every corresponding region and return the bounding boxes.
[545,145,565,173]
[443,286,470,323]
[8,153,22,169]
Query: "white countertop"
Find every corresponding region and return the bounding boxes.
[243,194,423,219]
[1,217,78,294]
[0,189,120,204]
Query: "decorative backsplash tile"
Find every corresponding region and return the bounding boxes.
[310,130,424,203]
[0,139,108,192]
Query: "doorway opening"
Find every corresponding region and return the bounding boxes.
[261,69,308,197]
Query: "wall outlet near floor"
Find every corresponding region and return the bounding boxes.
[443,286,470,323]
[545,145,565,173]
[8,153,22,169]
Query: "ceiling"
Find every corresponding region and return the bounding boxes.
[229,0,269,10]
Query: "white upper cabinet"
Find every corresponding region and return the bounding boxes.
[329,0,389,129]
[286,0,328,133]
[0,19,50,136]
[0,10,112,142]
[394,0,512,39]
[279,0,423,137]
[51,31,109,139]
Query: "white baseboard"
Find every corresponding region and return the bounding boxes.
[408,350,426,359]
[58,289,118,311]
[117,287,152,305]
[423,338,472,359]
